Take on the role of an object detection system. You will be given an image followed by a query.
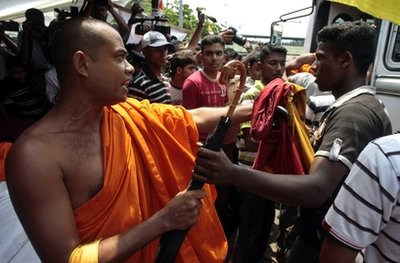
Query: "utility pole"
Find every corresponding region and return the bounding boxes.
[178,0,183,29]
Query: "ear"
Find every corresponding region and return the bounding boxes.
[198,52,204,62]
[176,67,183,76]
[340,51,352,68]
[254,61,263,72]
[73,51,90,77]
[255,61,263,72]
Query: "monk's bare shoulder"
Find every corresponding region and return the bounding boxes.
[7,115,104,208]
[6,121,62,183]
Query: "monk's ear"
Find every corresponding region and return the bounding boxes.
[73,51,89,77]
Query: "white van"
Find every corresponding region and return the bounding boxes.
[279,0,400,132]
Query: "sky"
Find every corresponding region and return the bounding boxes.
[166,0,314,38]
[1,0,313,39]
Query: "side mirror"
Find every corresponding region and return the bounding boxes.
[270,22,283,45]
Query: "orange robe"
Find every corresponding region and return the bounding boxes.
[0,142,12,181]
[290,63,315,75]
[73,99,227,262]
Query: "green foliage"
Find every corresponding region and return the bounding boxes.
[164,0,221,40]
[163,3,197,29]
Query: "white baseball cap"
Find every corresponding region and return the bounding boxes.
[141,31,173,49]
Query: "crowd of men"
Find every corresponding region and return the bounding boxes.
[0,1,399,263]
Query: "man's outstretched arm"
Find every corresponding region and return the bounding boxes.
[193,147,349,208]
[188,104,252,136]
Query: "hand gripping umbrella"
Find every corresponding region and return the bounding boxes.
[154,60,247,263]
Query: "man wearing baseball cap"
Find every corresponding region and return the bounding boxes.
[128,31,173,104]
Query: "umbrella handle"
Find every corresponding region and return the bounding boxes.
[219,60,247,117]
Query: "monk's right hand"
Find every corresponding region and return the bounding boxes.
[162,189,206,231]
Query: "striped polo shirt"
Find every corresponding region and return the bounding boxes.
[323,134,400,262]
[128,64,171,104]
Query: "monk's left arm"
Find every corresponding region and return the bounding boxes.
[189,104,252,135]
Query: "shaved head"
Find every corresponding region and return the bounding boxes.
[52,17,119,78]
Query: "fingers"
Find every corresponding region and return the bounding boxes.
[184,189,206,200]
[196,148,227,170]
[194,148,223,182]
[192,172,210,184]
[192,158,208,174]
[169,190,204,214]
[196,146,217,160]
[163,189,208,230]
[179,190,204,219]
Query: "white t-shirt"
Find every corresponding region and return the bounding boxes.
[168,82,183,105]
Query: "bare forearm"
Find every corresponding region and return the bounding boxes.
[230,165,328,207]
[186,24,203,52]
[190,107,226,134]
[97,189,204,262]
[190,104,252,135]
[98,213,166,262]
[195,148,348,208]
[230,104,252,124]
[226,155,348,207]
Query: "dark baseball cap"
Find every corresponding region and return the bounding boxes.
[141,31,173,49]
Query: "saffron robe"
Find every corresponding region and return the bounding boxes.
[73,99,227,262]
[0,142,12,181]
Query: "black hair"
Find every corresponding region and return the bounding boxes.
[25,8,44,20]
[169,50,196,77]
[317,20,376,75]
[224,47,238,60]
[200,35,225,52]
[259,44,287,62]
[247,50,261,66]
[51,17,115,77]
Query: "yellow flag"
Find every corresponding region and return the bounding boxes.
[330,0,400,25]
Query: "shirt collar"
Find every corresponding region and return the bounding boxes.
[326,85,376,111]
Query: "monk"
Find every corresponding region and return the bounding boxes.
[5,17,251,262]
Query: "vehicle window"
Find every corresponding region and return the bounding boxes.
[392,28,400,62]
[384,23,400,70]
